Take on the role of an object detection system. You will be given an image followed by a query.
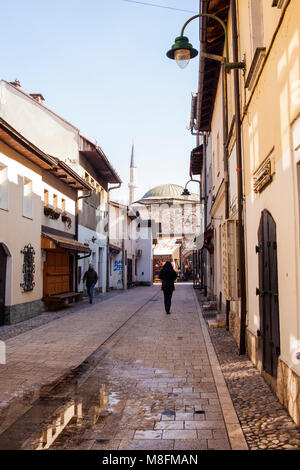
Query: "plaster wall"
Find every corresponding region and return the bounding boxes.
[0,141,42,306]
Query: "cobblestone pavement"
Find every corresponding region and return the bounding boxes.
[0,286,158,435]
[23,284,246,451]
[0,290,122,342]
[196,294,300,450]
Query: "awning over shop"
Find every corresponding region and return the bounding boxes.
[153,238,180,257]
[109,243,121,254]
[41,233,91,253]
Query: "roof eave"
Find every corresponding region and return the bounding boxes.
[80,135,122,185]
[197,0,230,132]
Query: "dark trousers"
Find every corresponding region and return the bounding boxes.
[87,283,95,303]
[163,290,173,313]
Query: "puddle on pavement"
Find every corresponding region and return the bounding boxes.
[0,361,125,450]
[0,300,188,450]
[0,355,168,450]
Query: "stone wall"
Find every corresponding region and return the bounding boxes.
[4,300,45,325]
[246,328,261,370]
[277,359,300,427]
[246,328,300,426]
[229,309,241,347]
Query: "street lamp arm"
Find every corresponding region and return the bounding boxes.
[183,178,206,202]
[180,13,229,63]
[184,178,200,189]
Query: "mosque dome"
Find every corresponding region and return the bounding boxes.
[138,184,199,203]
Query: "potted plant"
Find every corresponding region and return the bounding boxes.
[44,206,61,220]
[62,214,72,229]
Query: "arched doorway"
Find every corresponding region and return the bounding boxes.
[257,210,280,378]
[0,244,7,326]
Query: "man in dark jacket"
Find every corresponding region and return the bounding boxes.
[159,261,177,314]
[83,264,98,304]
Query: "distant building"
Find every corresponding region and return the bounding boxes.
[0,79,121,303]
[133,184,201,280]
[0,117,91,324]
[108,201,156,289]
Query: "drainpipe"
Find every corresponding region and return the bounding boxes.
[75,189,93,293]
[197,0,231,306]
[222,62,231,331]
[202,133,208,295]
[106,183,122,292]
[230,0,247,355]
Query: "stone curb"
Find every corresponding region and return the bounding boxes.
[193,289,248,450]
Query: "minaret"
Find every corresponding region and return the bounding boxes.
[128,143,137,204]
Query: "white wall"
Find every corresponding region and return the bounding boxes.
[109,251,123,289]
[0,82,80,170]
[136,226,153,285]
[78,225,107,293]
[246,154,300,374]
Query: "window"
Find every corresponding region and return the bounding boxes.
[23,177,33,219]
[61,198,66,214]
[249,0,264,56]
[44,189,49,207]
[53,194,57,211]
[0,164,8,211]
[272,0,288,8]
[100,189,105,209]
[217,133,220,174]
[297,162,300,243]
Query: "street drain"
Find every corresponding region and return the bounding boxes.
[177,337,183,340]
[95,439,110,444]
[194,410,205,414]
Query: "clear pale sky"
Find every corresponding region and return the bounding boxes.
[0,0,202,203]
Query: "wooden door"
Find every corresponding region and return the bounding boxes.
[98,248,103,291]
[127,258,132,288]
[0,245,7,326]
[257,210,280,377]
[69,254,74,292]
[44,251,70,296]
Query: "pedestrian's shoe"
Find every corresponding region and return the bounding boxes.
[89,300,92,304]
[166,311,170,314]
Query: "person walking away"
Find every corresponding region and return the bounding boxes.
[83,264,98,304]
[159,261,177,314]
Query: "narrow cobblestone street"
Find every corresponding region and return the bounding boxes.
[0,284,299,451]
[0,284,247,450]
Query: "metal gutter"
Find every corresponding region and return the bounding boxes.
[230,0,247,355]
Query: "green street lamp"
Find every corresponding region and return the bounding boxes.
[166,36,198,69]
[182,187,191,196]
[166,13,245,72]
